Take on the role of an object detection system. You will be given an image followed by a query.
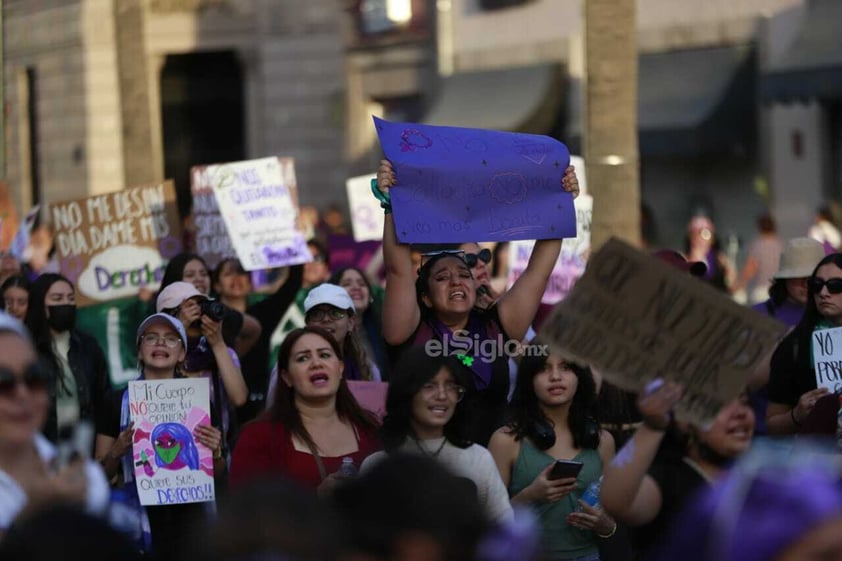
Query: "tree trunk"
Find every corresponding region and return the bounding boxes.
[584,0,641,250]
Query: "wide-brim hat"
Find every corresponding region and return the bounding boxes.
[774,237,826,279]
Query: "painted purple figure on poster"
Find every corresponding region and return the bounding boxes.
[373,116,576,243]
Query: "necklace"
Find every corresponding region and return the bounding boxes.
[413,437,447,458]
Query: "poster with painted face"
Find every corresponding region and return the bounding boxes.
[128,377,215,506]
[50,181,182,307]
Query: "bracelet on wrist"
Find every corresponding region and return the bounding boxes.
[791,407,802,427]
[371,179,392,215]
[597,522,617,539]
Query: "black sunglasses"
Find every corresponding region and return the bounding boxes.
[0,364,48,398]
[809,277,842,295]
[464,248,492,269]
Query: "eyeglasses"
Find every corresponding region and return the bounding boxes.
[808,277,842,295]
[0,365,48,397]
[310,255,327,264]
[420,381,466,402]
[464,248,492,269]
[140,334,183,348]
[306,308,347,323]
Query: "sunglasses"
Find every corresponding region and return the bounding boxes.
[0,364,48,397]
[420,249,466,267]
[464,248,492,269]
[808,277,842,295]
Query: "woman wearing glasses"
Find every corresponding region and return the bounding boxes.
[230,327,380,493]
[767,252,842,435]
[360,346,513,522]
[376,160,579,445]
[95,312,223,559]
[489,344,615,561]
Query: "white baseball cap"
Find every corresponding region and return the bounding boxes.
[156,281,206,312]
[303,283,356,314]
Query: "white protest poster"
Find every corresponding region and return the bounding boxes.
[812,327,842,392]
[539,238,787,426]
[507,156,591,304]
[207,157,311,271]
[346,173,384,242]
[51,181,182,306]
[128,378,215,506]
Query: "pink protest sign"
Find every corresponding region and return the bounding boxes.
[128,378,215,506]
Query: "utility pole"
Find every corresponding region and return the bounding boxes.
[584,0,640,249]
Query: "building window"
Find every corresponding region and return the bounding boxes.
[25,67,40,208]
[360,0,411,33]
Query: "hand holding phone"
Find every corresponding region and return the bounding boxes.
[547,459,584,481]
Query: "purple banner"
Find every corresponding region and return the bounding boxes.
[374,117,575,243]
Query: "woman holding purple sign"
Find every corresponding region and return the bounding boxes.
[375,159,579,446]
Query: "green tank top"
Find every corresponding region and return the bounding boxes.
[509,438,602,560]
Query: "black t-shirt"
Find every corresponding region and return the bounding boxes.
[633,457,708,560]
[767,327,816,407]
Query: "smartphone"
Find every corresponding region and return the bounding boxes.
[547,459,584,481]
[55,421,95,468]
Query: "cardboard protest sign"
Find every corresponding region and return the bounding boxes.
[373,116,575,243]
[128,378,215,506]
[539,238,787,426]
[51,181,182,307]
[202,157,310,271]
[346,173,384,242]
[812,327,842,392]
[347,381,388,421]
[191,165,237,269]
[507,156,591,304]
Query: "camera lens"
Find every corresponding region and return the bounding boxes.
[201,300,226,321]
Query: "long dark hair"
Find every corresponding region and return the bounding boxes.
[381,346,472,452]
[328,267,385,372]
[25,273,73,373]
[265,327,378,452]
[160,252,209,293]
[507,343,599,450]
[797,252,842,331]
[1,274,30,295]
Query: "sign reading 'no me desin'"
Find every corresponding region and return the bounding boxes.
[50,181,182,307]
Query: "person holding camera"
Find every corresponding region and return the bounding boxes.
[156,282,247,462]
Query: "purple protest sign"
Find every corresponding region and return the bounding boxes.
[373,116,575,243]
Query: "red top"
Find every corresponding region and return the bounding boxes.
[230,419,381,490]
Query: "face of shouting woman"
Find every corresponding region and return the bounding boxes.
[281,333,344,402]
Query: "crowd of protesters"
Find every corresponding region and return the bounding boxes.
[2,154,842,561]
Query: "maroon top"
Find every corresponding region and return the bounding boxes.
[230,419,381,490]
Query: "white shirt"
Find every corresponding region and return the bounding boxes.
[0,434,110,530]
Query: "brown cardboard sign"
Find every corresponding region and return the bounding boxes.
[538,238,787,426]
[51,180,182,307]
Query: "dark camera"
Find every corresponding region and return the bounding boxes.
[200,299,226,321]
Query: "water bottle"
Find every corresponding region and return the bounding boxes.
[577,476,602,511]
[339,457,358,477]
